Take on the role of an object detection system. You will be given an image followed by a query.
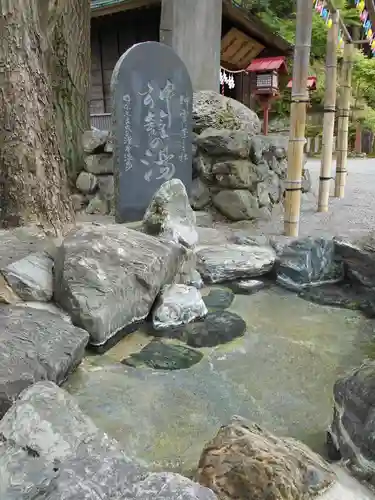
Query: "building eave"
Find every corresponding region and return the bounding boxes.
[91,0,158,17]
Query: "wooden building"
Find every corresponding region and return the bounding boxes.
[90,0,292,124]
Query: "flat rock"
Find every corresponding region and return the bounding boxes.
[228,279,267,295]
[54,224,185,348]
[212,190,267,221]
[0,306,88,418]
[277,237,344,291]
[335,233,375,288]
[143,179,198,249]
[153,284,208,330]
[122,340,203,370]
[0,382,216,500]
[154,310,246,348]
[2,251,54,301]
[82,128,109,154]
[193,90,261,136]
[203,288,234,309]
[196,128,252,159]
[84,153,113,175]
[196,244,276,284]
[196,417,335,500]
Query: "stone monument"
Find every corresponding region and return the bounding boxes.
[111,41,193,223]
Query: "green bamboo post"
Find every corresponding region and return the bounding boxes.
[318,10,339,212]
[334,41,354,198]
[284,0,313,236]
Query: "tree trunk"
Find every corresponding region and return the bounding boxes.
[48,0,90,185]
[0,0,74,233]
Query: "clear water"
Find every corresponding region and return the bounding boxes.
[65,286,375,479]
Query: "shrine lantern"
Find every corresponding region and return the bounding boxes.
[247,56,288,135]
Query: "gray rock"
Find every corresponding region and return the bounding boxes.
[229,279,266,295]
[82,128,109,154]
[190,178,211,210]
[0,307,88,417]
[71,193,86,212]
[54,225,185,347]
[183,269,204,289]
[2,251,54,301]
[196,128,252,159]
[334,233,375,288]
[257,171,281,206]
[328,361,375,485]
[0,382,216,500]
[97,174,114,201]
[85,194,110,215]
[230,233,270,247]
[193,90,261,136]
[203,288,234,310]
[75,171,98,194]
[302,168,312,193]
[277,237,344,292]
[195,211,214,228]
[143,179,198,249]
[211,159,258,189]
[196,244,276,283]
[212,190,266,221]
[153,284,207,330]
[249,134,288,165]
[84,153,113,175]
[194,154,213,183]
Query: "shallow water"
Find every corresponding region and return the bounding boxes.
[65,286,375,475]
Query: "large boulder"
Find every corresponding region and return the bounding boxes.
[211,159,258,189]
[212,190,269,221]
[0,382,217,500]
[196,417,335,499]
[0,306,88,417]
[277,238,344,291]
[196,417,371,500]
[54,224,185,348]
[152,284,208,330]
[335,233,375,288]
[84,153,113,175]
[196,244,276,283]
[143,179,198,249]
[328,361,375,484]
[196,128,251,159]
[193,90,261,136]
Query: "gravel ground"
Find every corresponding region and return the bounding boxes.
[254,158,375,239]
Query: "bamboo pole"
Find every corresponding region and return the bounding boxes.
[317,10,339,212]
[334,41,354,198]
[284,0,313,237]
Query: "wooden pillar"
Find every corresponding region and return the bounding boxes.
[317,10,339,212]
[335,42,354,198]
[284,0,313,237]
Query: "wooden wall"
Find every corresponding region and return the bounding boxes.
[90,6,161,114]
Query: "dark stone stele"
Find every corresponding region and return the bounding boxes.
[151,311,247,348]
[121,340,203,370]
[111,41,193,223]
[203,288,235,310]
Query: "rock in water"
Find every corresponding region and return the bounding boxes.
[0,306,88,418]
[328,361,375,485]
[0,382,217,500]
[2,252,54,301]
[196,417,335,500]
[196,244,276,284]
[153,284,207,330]
[335,233,375,288]
[277,237,344,291]
[54,225,185,348]
[122,340,203,370]
[193,90,261,136]
[203,288,234,310]
[143,179,198,249]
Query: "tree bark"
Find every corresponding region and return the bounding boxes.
[0,0,75,233]
[48,0,90,185]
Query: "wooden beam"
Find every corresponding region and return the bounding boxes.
[91,0,159,18]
